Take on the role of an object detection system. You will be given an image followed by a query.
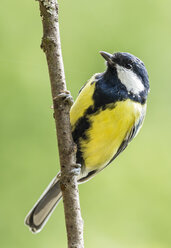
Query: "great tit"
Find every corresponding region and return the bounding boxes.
[25,51,150,233]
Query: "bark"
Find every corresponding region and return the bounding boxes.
[37,0,84,247]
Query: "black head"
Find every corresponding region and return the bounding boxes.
[100,51,150,93]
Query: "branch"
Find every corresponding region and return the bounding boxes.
[37,0,84,247]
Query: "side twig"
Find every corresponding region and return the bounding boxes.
[37,0,84,247]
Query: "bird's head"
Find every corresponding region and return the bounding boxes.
[100,51,150,96]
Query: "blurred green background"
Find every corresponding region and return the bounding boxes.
[1,0,171,247]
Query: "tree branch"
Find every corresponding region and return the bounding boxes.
[37,0,84,247]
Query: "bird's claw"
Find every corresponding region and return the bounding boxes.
[57,164,81,179]
[70,163,81,176]
[55,90,74,106]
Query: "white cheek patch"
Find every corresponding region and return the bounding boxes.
[116,64,145,95]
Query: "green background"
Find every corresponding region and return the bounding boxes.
[1,0,171,247]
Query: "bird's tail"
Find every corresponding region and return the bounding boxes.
[25,175,62,233]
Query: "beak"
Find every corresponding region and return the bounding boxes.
[99,51,113,65]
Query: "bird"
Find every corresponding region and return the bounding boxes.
[25,51,150,233]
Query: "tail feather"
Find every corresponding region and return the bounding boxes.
[25,176,62,233]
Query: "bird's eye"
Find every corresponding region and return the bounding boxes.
[126,64,132,69]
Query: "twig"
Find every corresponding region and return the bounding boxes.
[37,0,84,247]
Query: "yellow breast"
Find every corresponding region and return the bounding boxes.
[70,74,97,126]
[79,99,143,170]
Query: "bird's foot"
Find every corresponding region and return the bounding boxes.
[53,90,74,107]
[57,164,81,179]
[70,163,81,176]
